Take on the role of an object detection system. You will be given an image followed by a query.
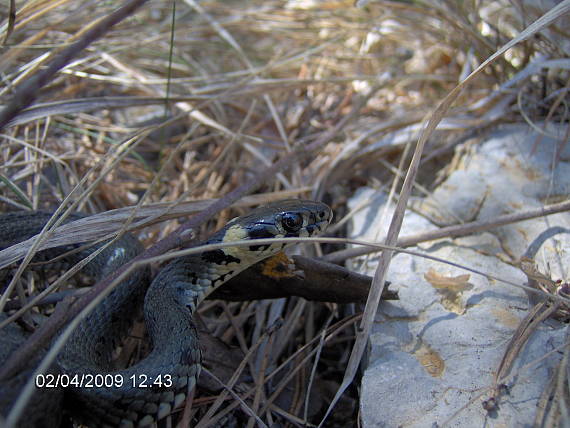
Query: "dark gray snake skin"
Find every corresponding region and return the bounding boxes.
[0,200,332,427]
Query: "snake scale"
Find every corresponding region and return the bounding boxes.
[0,199,332,427]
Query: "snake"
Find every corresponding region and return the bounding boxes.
[0,199,332,427]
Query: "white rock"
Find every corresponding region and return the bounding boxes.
[353,124,570,427]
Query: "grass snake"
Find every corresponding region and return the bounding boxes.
[0,199,332,427]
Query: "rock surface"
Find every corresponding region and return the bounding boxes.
[353,124,570,427]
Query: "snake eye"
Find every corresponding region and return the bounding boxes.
[281,212,303,233]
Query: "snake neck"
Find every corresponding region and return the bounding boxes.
[143,249,247,344]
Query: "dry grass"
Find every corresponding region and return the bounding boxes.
[1,0,569,426]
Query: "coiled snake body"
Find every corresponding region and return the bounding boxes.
[0,199,332,427]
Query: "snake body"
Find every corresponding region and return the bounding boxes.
[0,199,332,427]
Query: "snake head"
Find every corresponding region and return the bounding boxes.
[245,199,332,238]
[226,199,331,240]
[207,199,332,261]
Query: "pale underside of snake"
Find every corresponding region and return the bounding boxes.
[0,199,332,427]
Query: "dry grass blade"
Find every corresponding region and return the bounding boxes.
[534,326,570,426]
[486,258,570,416]
[1,0,15,45]
[324,199,570,263]
[490,302,560,404]
[3,96,209,127]
[0,174,32,209]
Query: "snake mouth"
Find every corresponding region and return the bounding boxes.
[307,219,329,237]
